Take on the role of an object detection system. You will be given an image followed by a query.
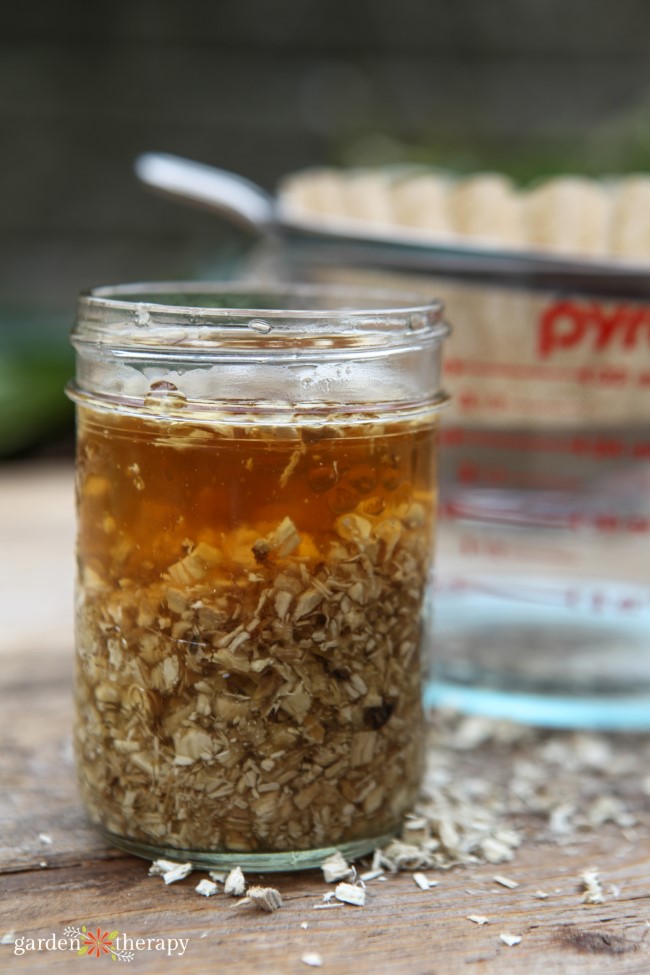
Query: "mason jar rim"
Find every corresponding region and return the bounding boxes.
[78,281,447,329]
[70,280,450,420]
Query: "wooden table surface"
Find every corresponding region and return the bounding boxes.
[2,463,650,975]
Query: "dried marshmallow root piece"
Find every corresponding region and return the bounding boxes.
[467,915,489,925]
[373,840,435,873]
[149,858,183,876]
[493,874,519,889]
[246,886,283,912]
[413,873,437,891]
[162,863,193,885]
[499,933,522,947]
[252,516,301,563]
[334,882,366,906]
[359,869,384,882]
[581,868,605,904]
[301,952,323,967]
[149,859,193,884]
[166,541,222,586]
[195,879,219,897]
[321,851,354,884]
[224,866,246,897]
[279,444,306,489]
[480,836,516,864]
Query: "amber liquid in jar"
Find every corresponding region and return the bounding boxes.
[75,404,438,859]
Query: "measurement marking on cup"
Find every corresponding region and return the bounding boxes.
[440,426,650,461]
[435,576,650,616]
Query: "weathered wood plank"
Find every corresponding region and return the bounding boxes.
[2,831,650,974]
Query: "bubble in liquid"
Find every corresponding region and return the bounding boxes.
[328,484,360,514]
[382,472,401,492]
[248,319,273,334]
[348,465,377,495]
[307,464,339,494]
[134,305,150,327]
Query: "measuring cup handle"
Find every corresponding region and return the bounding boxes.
[134,153,277,236]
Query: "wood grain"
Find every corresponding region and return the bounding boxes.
[1,464,650,974]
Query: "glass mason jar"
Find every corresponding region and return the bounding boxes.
[68,283,449,870]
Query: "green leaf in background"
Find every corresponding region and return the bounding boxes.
[0,358,72,454]
[0,307,74,457]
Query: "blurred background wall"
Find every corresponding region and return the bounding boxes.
[3,0,650,455]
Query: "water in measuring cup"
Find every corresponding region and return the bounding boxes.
[427,425,650,729]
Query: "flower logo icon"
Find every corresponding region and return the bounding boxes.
[62,922,134,961]
[81,928,116,958]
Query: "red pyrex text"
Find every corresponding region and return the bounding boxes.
[539,300,650,358]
